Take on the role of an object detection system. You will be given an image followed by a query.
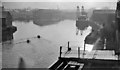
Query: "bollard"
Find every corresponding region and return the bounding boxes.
[78,47,80,58]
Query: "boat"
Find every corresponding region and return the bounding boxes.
[75,6,101,40]
[49,1,120,70]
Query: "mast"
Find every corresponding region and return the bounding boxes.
[81,6,84,15]
[76,6,80,20]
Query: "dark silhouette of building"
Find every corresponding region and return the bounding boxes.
[0,6,17,42]
[90,9,115,25]
[85,9,117,50]
[115,1,120,59]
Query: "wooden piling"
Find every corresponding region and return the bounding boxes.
[68,41,69,51]
[68,41,71,51]
[60,46,62,58]
[78,47,80,58]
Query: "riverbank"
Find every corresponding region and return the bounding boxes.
[10,9,76,26]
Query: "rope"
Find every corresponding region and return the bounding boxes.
[1,35,53,46]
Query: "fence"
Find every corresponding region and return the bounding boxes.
[59,41,118,60]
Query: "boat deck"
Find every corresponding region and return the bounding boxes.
[62,50,118,60]
[49,57,120,70]
[49,46,120,70]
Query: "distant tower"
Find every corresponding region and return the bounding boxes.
[81,6,87,16]
[76,6,80,20]
[81,6,84,13]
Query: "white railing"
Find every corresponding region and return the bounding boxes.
[59,41,118,60]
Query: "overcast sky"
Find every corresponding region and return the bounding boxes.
[1,0,118,2]
[1,0,118,9]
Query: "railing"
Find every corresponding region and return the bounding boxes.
[59,41,86,59]
[59,41,118,60]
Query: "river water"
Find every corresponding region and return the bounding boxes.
[2,20,93,68]
[13,20,92,47]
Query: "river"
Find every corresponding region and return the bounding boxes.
[2,20,93,68]
[13,20,92,46]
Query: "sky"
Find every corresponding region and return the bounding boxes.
[1,0,118,9]
[1,0,118,2]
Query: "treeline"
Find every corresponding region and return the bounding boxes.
[10,9,76,26]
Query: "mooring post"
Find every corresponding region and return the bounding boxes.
[68,41,69,50]
[60,46,62,58]
[83,40,86,58]
[68,41,71,51]
[78,47,80,58]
